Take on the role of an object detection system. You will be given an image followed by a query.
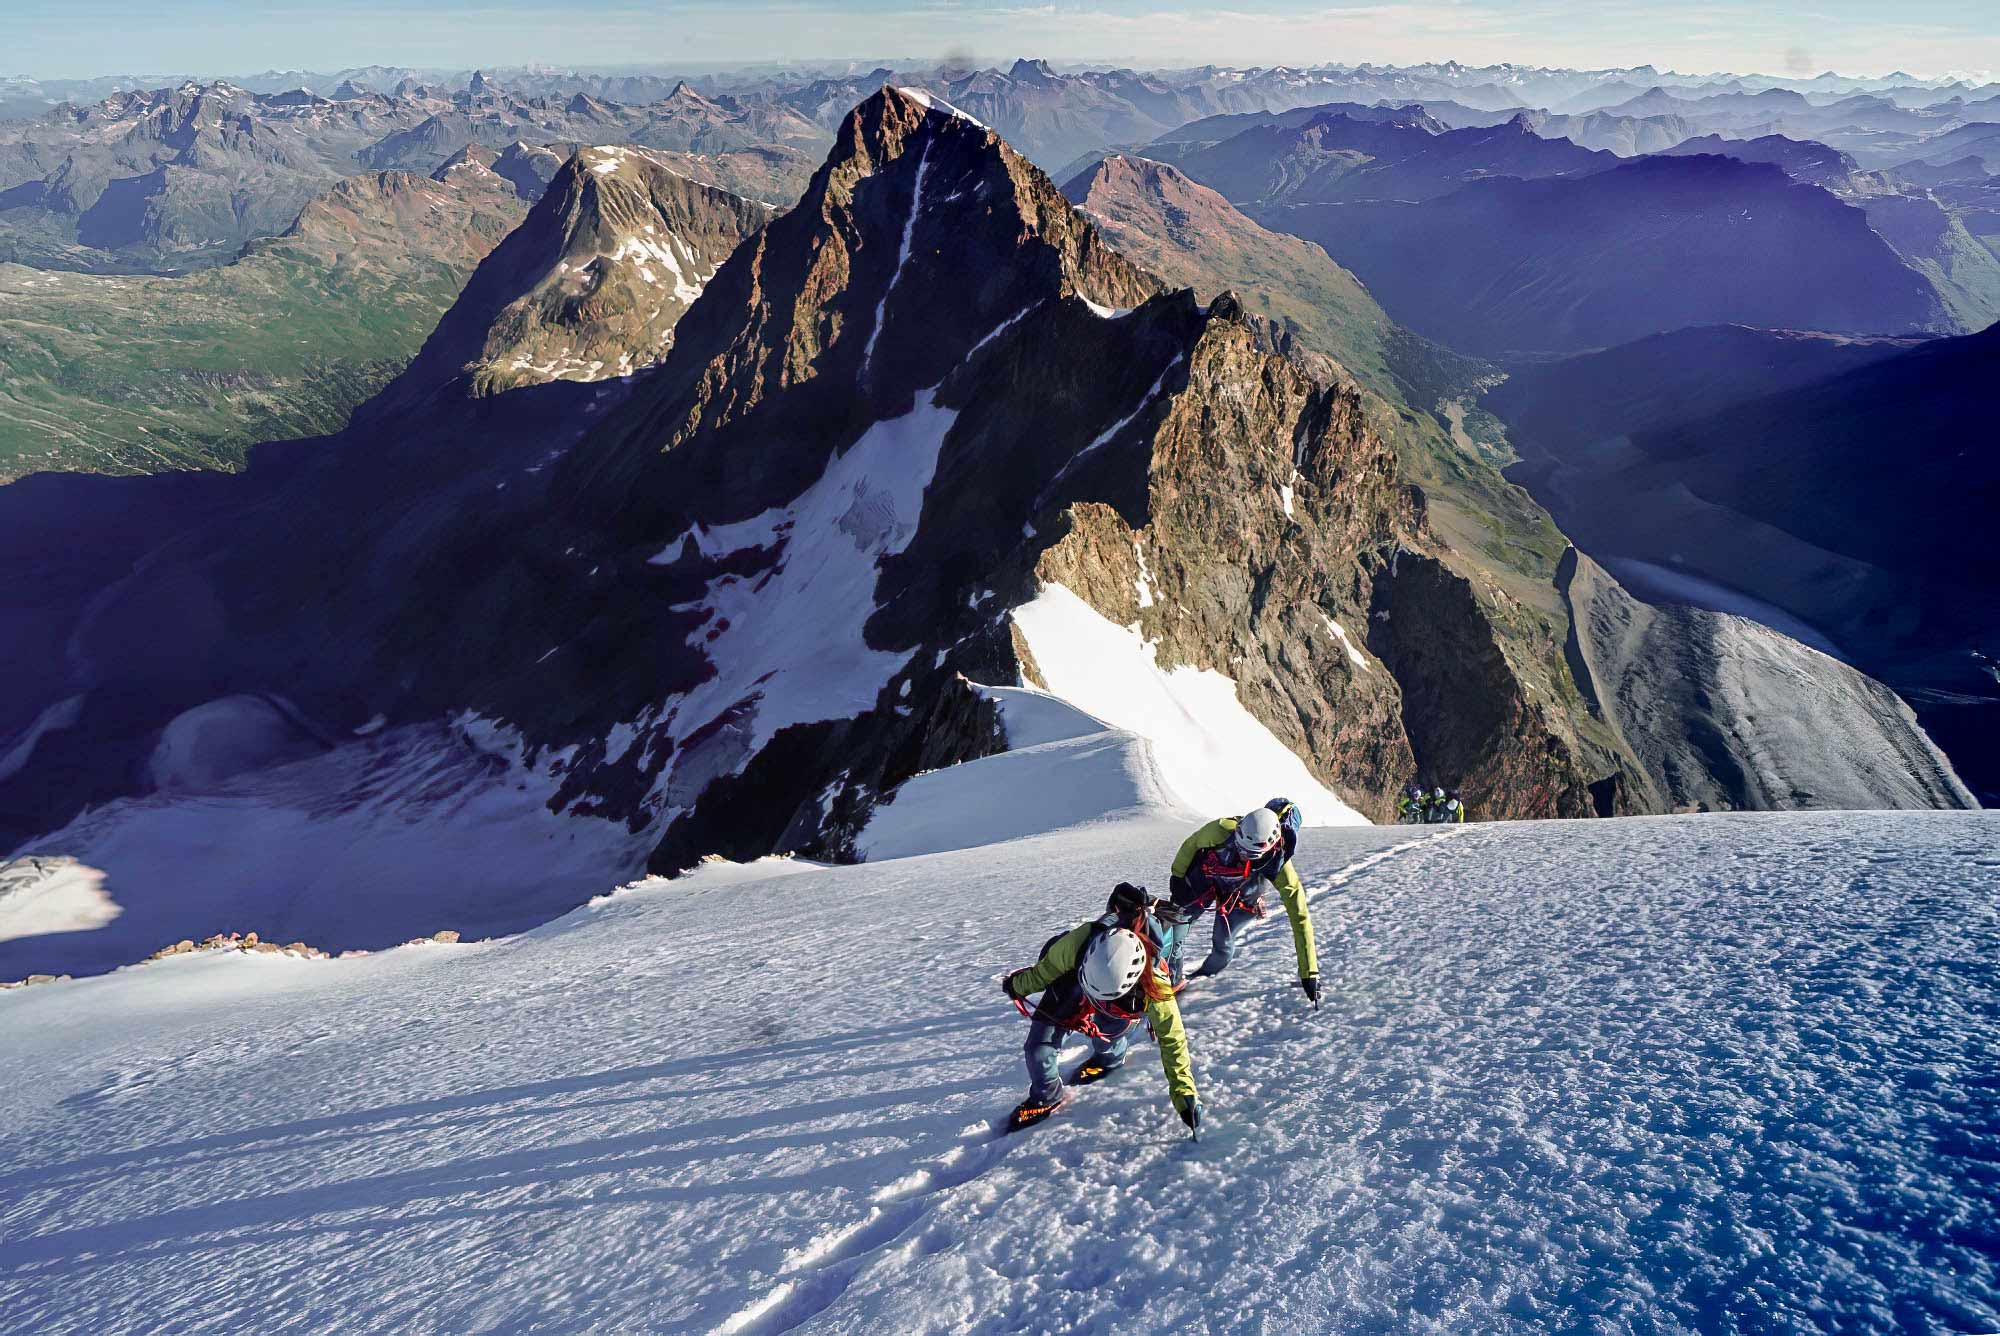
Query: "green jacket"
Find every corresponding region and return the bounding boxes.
[1170,816,1319,979]
[1007,921,1197,1112]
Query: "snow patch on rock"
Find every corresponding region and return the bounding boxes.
[1321,610,1370,672]
[896,85,989,129]
[860,140,932,378]
[645,391,957,820]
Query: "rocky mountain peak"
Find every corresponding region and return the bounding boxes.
[468,70,495,96]
[490,140,565,200]
[381,143,770,403]
[432,141,500,180]
[1064,154,1252,250]
[1008,58,1061,85]
[1086,151,1219,198]
[0,84,1707,919]
[557,83,1162,512]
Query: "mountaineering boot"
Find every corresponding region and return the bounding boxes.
[1007,1091,1069,1132]
[1175,963,1215,995]
[1068,1057,1125,1086]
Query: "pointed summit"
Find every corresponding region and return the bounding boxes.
[558,83,1160,509]
[384,144,770,403]
[468,69,495,96]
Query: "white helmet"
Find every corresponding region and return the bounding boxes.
[1080,927,1148,1002]
[1234,806,1281,856]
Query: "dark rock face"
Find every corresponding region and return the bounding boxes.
[1370,554,1603,817]
[1023,309,1421,817]
[554,86,1160,523]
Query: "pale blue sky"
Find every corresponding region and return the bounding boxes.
[7,0,1997,82]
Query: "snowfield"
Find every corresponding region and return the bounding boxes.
[2,796,1995,1334]
[1011,584,1366,824]
[0,721,657,981]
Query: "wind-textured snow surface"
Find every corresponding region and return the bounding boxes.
[4,808,1993,1334]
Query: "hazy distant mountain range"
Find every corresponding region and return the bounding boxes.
[8,57,1996,281]
[0,78,820,273]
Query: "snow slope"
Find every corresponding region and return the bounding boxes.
[858,687,1187,861]
[3,800,1995,1333]
[1011,584,1367,825]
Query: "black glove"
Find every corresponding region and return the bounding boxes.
[1168,873,1196,906]
[1179,1100,1202,1132]
[1298,974,1320,1007]
[1001,971,1024,1000]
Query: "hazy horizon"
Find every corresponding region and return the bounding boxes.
[6,1,1997,85]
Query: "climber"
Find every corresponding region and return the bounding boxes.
[1162,804,1318,1003]
[1435,787,1467,823]
[1398,783,1429,824]
[1000,881,1200,1133]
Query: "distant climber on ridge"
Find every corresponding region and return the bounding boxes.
[1425,786,1466,824]
[1162,801,1319,1005]
[999,882,1201,1133]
